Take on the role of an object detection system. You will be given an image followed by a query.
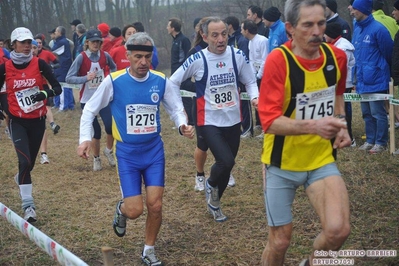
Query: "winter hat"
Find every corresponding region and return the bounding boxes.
[97,23,110,37]
[70,19,82,26]
[326,0,338,13]
[325,22,342,39]
[31,40,38,47]
[395,0,399,10]
[109,27,121,38]
[352,0,372,15]
[372,0,384,10]
[193,17,201,29]
[263,7,281,22]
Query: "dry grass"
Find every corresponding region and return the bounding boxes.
[0,94,398,266]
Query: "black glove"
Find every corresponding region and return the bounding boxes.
[31,92,47,103]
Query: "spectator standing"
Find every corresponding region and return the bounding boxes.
[108,27,123,52]
[77,32,193,266]
[258,0,351,264]
[325,22,356,147]
[352,0,393,154]
[372,0,399,40]
[70,19,82,60]
[52,26,74,111]
[263,7,289,53]
[167,18,192,125]
[73,24,87,60]
[326,0,352,41]
[98,22,111,52]
[247,5,269,38]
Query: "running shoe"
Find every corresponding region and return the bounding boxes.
[93,157,102,171]
[194,175,205,191]
[51,123,60,135]
[369,144,387,154]
[350,139,356,147]
[113,200,127,237]
[207,205,227,222]
[228,174,235,187]
[256,132,264,139]
[40,153,50,164]
[358,142,373,151]
[205,180,220,209]
[240,131,252,139]
[14,173,19,185]
[103,148,116,167]
[141,248,163,266]
[24,206,37,223]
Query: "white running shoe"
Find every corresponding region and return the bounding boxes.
[24,206,37,223]
[228,174,236,187]
[194,175,205,191]
[93,157,102,171]
[207,205,227,222]
[40,153,50,164]
[141,248,163,266]
[103,148,116,167]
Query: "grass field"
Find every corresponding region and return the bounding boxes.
[0,94,398,266]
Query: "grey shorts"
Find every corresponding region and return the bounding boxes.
[263,162,341,227]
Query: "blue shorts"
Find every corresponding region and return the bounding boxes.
[115,136,165,198]
[264,162,341,227]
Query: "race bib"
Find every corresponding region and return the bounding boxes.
[126,104,157,134]
[295,86,335,120]
[209,84,237,110]
[15,86,44,113]
[87,69,104,90]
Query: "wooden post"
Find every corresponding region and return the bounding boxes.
[101,246,114,266]
[389,82,395,154]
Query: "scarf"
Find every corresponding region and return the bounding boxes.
[10,50,33,65]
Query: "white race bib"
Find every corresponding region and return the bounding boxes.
[126,104,158,134]
[209,84,237,110]
[15,86,44,113]
[87,69,105,90]
[295,86,335,120]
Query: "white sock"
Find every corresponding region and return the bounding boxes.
[105,147,112,153]
[20,184,33,200]
[143,245,154,255]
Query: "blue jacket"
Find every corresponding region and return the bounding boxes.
[268,19,288,53]
[352,15,393,94]
[228,29,249,59]
[52,35,72,82]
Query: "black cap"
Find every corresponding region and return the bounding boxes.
[263,7,281,22]
[48,28,56,34]
[70,19,82,26]
[86,29,103,41]
[109,27,121,37]
[326,0,338,13]
[325,22,342,39]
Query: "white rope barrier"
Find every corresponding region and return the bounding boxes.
[0,202,88,266]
